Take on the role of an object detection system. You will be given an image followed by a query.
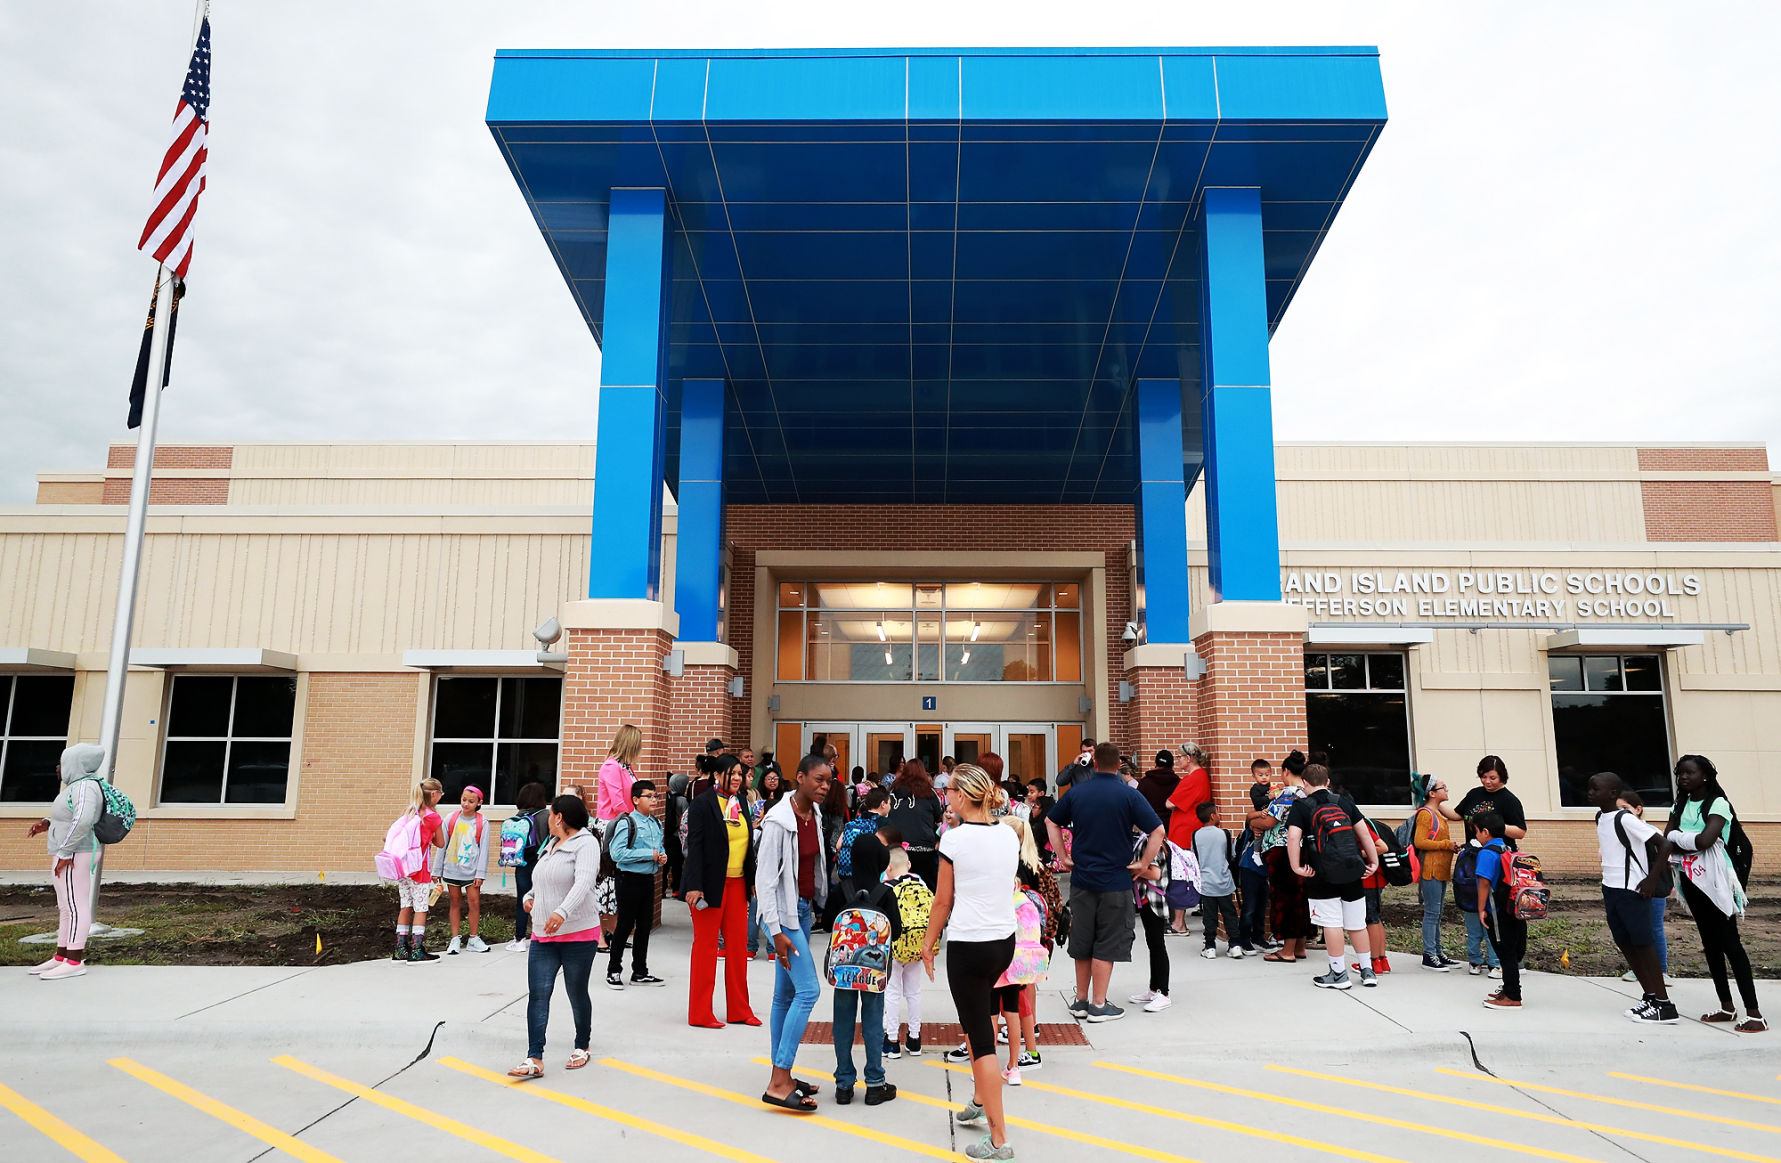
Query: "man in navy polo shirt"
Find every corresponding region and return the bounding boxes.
[1045,741,1165,1022]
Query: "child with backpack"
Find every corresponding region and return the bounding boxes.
[1614,789,1672,987]
[375,778,444,964]
[605,779,668,989]
[1191,801,1242,960]
[882,845,934,1059]
[1665,755,1764,1032]
[1472,812,1524,1009]
[828,864,903,1106]
[437,785,492,954]
[501,781,552,951]
[26,744,115,980]
[1285,764,1380,990]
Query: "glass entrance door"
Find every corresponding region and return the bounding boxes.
[945,722,994,768]
[804,722,853,779]
[1001,723,1051,786]
[862,722,914,778]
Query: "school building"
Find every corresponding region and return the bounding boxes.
[1,47,1776,878]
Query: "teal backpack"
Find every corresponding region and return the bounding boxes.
[72,778,136,845]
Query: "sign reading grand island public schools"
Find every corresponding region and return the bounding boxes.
[1282,570,1702,621]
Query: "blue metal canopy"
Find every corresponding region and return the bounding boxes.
[486,48,1386,506]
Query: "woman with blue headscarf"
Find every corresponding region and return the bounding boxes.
[24,743,108,980]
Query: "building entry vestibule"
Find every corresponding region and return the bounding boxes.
[788,721,1072,785]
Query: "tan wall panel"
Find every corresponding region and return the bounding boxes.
[1274,480,1647,544]
[227,479,593,506]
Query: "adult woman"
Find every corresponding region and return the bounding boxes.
[817,771,852,931]
[1259,751,1311,963]
[920,763,1019,1161]
[24,743,108,980]
[509,794,601,1078]
[1136,751,1179,835]
[684,756,759,1029]
[1164,743,1211,934]
[508,781,552,951]
[1447,755,1524,974]
[593,725,643,942]
[751,768,785,824]
[1666,755,1764,1032]
[889,759,945,890]
[756,755,834,1112]
[1408,773,1461,970]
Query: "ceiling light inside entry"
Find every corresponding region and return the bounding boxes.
[876,620,886,642]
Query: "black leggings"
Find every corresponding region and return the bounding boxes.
[1680,876,1761,1014]
[948,936,1016,1060]
[1138,905,1170,994]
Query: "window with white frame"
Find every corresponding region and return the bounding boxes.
[0,675,75,802]
[1549,653,1672,808]
[429,676,561,806]
[1304,652,1412,805]
[160,675,297,804]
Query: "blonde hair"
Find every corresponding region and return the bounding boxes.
[608,724,643,768]
[411,778,442,815]
[886,845,911,876]
[947,762,1004,816]
[1003,815,1041,873]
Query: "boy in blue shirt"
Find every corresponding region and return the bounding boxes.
[1472,812,1523,1010]
[607,780,668,989]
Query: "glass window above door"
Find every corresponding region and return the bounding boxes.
[777,580,1084,683]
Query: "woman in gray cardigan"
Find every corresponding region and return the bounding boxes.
[509,793,601,1078]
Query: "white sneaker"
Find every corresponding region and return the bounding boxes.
[1620,969,1638,983]
[1664,974,1677,986]
[28,957,62,975]
[996,1027,1008,1044]
[466,935,489,953]
[505,939,529,952]
[40,961,87,980]
[1143,993,1173,1013]
[1128,989,1156,1005]
[1200,947,1218,959]
[1001,1065,1022,1087]
[1228,946,1245,959]
[446,936,463,955]
[1486,966,1501,980]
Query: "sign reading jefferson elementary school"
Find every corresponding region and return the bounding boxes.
[1283,570,1704,621]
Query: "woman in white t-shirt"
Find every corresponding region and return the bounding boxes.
[920,762,1018,1161]
[1667,755,1763,1032]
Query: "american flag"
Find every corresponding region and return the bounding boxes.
[137,17,211,279]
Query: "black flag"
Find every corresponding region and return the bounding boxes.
[127,276,184,429]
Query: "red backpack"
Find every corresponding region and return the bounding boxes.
[1504,850,1549,921]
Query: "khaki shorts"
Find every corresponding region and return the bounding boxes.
[1307,894,1365,931]
[1066,886,1137,963]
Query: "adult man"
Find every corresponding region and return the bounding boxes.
[755,755,833,1111]
[1287,763,1380,990]
[1045,742,1164,1022]
[1587,772,1678,1023]
[1054,737,1095,794]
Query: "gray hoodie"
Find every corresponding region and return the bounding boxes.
[753,794,827,938]
[48,744,106,860]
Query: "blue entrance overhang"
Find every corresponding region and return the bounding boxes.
[486,47,1386,506]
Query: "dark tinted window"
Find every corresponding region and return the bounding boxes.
[232,677,296,737]
[431,676,561,804]
[435,678,497,738]
[9,675,74,737]
[1551,653,1671,807]
[1303,653,1413,805]
[1,675,76,802]
[168,675,233,736]
[161,675,296,804]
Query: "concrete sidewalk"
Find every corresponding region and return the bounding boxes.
[4,908,1777,1162]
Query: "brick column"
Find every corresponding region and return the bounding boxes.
[1122,645,1200,775]
[1189,602,1309,811]
[666,642,739,776]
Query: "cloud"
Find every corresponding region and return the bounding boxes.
[2,1,1776,503]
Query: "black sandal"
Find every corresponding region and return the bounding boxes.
[793,1077,823,1095]
[761,1089,819,1113]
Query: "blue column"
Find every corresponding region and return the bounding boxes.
[1135,378,1192,643]
[674,379,726,641]
[1198,187,1283,602]
[589,188,671,600]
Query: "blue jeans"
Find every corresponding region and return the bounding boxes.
[832,987,886,1088]
[747,896,760,954]
[768,899,819,1070]
[1651,895,1668,973]
[527,938,596,1060]
[514,864,534,941]
[1464,906,1498,968]
[1237,866,1269,949]
[1419,877,1447,960]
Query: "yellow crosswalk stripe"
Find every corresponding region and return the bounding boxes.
[1268,1065,1781,1163]
[930,1062,1409,1163]
[749,1058,1207,1163]
[602,1056,956,1160]
[1097,1060,1607,1163]
[108,1058,343,1163]
[1611,1072,1781,1109]
[438,1056,776,1163]
[275,1056,562,1163]
[1435,1067,1781,1136]
[0,1080,129,1163]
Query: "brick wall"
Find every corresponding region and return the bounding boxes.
[1191,632,1310,811]
[1641,482,1777,542]
[107,444,234,470]
[0,672,422,873]
[667,662,735,778]
[1637,448,1769,472]
[559,627,676,794]
[724,504,1137,748]
[99,476,230,505]
[1127,665,1199,776]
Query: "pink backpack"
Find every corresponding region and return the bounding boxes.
[375,812,426,881]
[995,888,1050,987]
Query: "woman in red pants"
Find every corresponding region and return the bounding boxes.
[683,756,760,1028]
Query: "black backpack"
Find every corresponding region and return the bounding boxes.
[598,814,638,882]
[1367,817,1415,887]
[1305,790,1365,884]
[1611,810,1673,898]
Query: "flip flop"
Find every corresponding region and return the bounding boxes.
[1702,1009,1737,1023]
[1735,1017,1768,1033]
[761,1089,818,1113]
[1262,953,1294,963]
[565,1050,590,1069]
[507,1059,543,1080]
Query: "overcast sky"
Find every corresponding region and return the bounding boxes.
[2,2,1777,503]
